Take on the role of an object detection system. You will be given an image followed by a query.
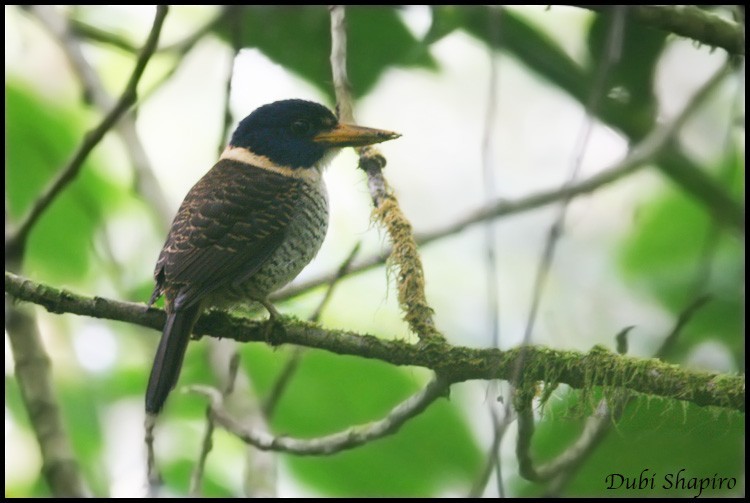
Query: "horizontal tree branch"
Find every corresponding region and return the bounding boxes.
[5,271,744,413]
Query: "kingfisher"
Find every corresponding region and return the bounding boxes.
[146,99,399,414]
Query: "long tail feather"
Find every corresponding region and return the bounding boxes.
[146,304,201,414]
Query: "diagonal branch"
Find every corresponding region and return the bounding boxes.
[458,7,743,231]
[29,5,173,229]
[8,5,169,254]
[274,58,735,305]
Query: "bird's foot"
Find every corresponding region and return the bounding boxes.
[259,299,286,345]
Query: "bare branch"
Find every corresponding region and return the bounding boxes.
[71,8,224,56]
[5,301,90,497]
[190,376,450,455]
[29,5,172,229]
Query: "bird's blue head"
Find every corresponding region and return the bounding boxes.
[229,99,399,169]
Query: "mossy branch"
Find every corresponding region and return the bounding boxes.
[358,149,442,341]
[5,271,744,413]
[577,5,744,56]
[328,6,443,342]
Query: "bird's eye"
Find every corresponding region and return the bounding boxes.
[290,119,312,136]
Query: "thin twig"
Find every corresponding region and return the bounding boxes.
[469,386,512,497]
[71,8,225,56]
[190,352,241,496]
[217,5,244,156]
[328,5,442,342]
[70,17,140,53]
[656,295,713,360]
[475,6,509,498]
[309,242,362,324]
[137,10,227,104]
[521,6,624,347]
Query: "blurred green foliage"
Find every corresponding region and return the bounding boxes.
[6,83,125,283]
[519,390,744,497]
[5,5,743,498]
[619,149,744,364]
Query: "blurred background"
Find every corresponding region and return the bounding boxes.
[5,5,744,497]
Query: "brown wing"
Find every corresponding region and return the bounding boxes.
[151,159,301,311]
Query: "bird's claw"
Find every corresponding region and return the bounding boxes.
[260,299,286,344]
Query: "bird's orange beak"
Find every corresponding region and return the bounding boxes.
[313,123,400,147]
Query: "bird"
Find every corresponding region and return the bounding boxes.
[146,99,399,414]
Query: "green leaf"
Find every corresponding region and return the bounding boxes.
[346,7,437,95]
[423,6,469,45]
[213,6,435,100]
